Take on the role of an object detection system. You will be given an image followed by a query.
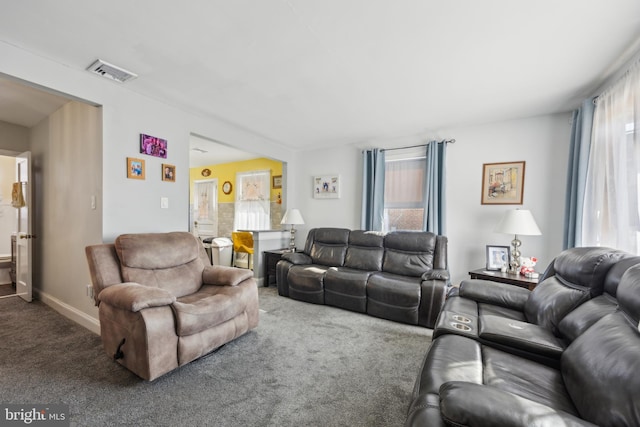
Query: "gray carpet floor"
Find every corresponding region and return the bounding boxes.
[0,286,432,426]
[0,283,14,297]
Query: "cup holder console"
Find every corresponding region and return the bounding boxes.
[450,322,472,332]
[452,315,471,324]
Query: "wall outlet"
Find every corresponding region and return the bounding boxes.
[86,284,94,299]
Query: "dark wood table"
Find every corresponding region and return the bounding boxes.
[468,268,539,291]
[263,248,291,287]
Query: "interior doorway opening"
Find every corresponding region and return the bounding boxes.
[0,154,17,298]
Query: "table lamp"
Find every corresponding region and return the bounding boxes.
[281,209,305,251]
[494,209,541,274]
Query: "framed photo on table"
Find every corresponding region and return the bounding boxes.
[486,245,510,271]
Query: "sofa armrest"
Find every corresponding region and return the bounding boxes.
[281,252,312,265]
[98,282,176,312]
[459,279,530,310]
[422,268,450,281]
[479,315,567,359]
[202,265,254,286]
[440,382,598,427]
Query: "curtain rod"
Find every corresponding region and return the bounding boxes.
[380,139,455,152]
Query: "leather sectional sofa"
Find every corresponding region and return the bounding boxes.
[276,228,449,328]
[406,247,640,426]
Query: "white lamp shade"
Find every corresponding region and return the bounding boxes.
[281,209,305,225]
[494,209,541,236]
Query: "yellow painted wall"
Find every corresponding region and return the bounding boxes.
[189,157,283,203]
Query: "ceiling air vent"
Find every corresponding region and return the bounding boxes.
[86,59,138,83]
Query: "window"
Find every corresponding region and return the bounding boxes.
[383,148,425,231]
[582,62,640,254]
[234,170,270,230]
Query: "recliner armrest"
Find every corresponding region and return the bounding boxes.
[98,282,176,312]
[479,315,567,359]
[281,252,312,265]
[440,382,598,427]
[202,265,254,286]
[459,279,530,310]
[422,268,450,281]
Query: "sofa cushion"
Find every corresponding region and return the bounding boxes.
[324,267,372,313]
[309,228,350,267]
[483,346,577,414]
[523,279,588,336]
[172,283,255,336]
[561,312,640,427]
[382,231,436,277]
[344,230,384,271]
[288,264,330,304]
[523,247,626,335]
[367,272,422,324]
[549,247,628,297]
[115,232,204,298]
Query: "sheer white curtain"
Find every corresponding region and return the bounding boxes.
[582,61,640,253]
[234,170,271,230]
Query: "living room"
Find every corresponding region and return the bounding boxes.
[0,2,639,426]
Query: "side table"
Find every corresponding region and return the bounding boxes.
[468,268,539,291]
[263,248,291,287]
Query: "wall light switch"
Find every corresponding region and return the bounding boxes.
[161,197,169,209]
[91,195,96,210]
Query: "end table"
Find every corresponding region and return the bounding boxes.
[263,248,291,287]
[468,268,539,291]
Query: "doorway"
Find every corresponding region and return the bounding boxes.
[0,155,16,297]
[189,134,287,238]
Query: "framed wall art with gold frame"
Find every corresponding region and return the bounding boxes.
[481,161,525,205]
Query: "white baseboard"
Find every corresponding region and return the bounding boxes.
[35,290,100,335]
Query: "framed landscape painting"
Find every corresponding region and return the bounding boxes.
[481,161,525,205]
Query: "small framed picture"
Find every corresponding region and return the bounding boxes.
[127,157,145,180]
[272,175,282,189]
[140,133,167,158]
[162,164,176,182]
[486,245,510,271]
[313,174,340,199]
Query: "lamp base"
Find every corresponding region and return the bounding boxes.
[509,235,522,275]
[288,226,296,252]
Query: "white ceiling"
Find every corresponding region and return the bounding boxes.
[1,1,639,153]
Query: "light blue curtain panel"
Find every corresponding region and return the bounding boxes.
[563,98,594,249]
[361,148,385,231]
[423,141,447,235]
